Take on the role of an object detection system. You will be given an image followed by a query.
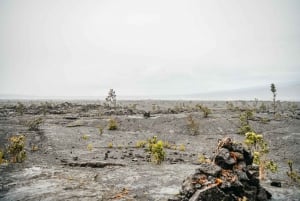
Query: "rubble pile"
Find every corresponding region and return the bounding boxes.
[170,137,272,201]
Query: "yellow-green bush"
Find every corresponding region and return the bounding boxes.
[136,140,147,148]
[244,132,277,179]
[186,115,199,135]
[0,150,4,164]
[146,136,166,164]
[287,160,300,183]
[27,117,43,131]
[7,135,26,163]
[108,118,118,130]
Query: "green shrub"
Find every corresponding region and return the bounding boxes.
[82,134,89,140]
[87,144,93,151]
[259,103,267,113]
[186,115,199,135]
[196,104,211,118]
[16,102,25,115]
[244,132,277,179]
[108,118,118,130]
[108,142,113,148]
[238,110,254,135]
[287,160,300,183]
[0,150,4,164]
[136,140,147,148]
[147,136,166,164]
[98,126,103,135]
[7,135,26,163]
[27,117,43,131]
[178,144,185,152]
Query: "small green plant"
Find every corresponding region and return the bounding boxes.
[16,102,25,115]
[163,141,173,149]
[108,118,118,130]
[108,142,113,148]
[98,126,103,135]
[259,102,267,113]
[288,102,298,115]
[87,144,93,151]
[27,117,43,131]
[244,132,277,180]
[186,115,199,135]
[136,140,147,148]
[260,117,270,124]
[198,153,210,164]
[147,136,166,164]
[196,104,211,118]
[40,102,52,115]
[178,144,185,152]
[31,144,39,152]
[82,134,89,140]
[238,110,254,135]
[7,135,26,163]
[0,150,4,164]
[270,83,277,115]
[286,160,300,183]
[226,101,239,112]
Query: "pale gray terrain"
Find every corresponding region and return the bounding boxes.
[0,100,299,201]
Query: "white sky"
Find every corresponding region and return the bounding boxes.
[0,0,299,98]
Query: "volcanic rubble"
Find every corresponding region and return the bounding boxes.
[169,137,272,201]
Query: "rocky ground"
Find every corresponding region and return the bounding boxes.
[0,100,299,201]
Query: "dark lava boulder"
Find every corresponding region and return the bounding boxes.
[169,137,271,201]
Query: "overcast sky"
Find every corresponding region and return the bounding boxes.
[0,0,299,99]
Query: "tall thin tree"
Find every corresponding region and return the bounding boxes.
[270,83,276,114]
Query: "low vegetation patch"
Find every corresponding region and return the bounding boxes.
[244,131,278,180]
[27,117,43,131]
[146,136,165,164]
[7,135,27,163]
[186,114,199,135]
[108,118,118,130]
[287,160,300,183]
[196,104,211,118]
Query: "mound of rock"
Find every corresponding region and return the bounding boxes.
[170,137,271,201]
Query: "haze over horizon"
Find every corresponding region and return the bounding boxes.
[1,0,299,100]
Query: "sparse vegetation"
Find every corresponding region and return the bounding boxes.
[16,102,25,115]
[286,160,300,183]
[198,153,210,164]
[108,118,118,130]
[238,110,254,135]
[105,89,117,109]
[82,134,89,140]
[244,131,278,180]
[146,136,165,164]
[178,144,185,152]
[196,104,211,118]
[7,135,26,163]
[0,150,4,164]
[287,102,298,115]
[226,101,239,112]
[31,144,39,152]
[27,117,43,131]
[98,126,103,135]
[270,83,277,115]
[87,144,93,151]
[258,102,267,113]
[186,114,199,135]
[108,142,113,148]
[136,140,147,148]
